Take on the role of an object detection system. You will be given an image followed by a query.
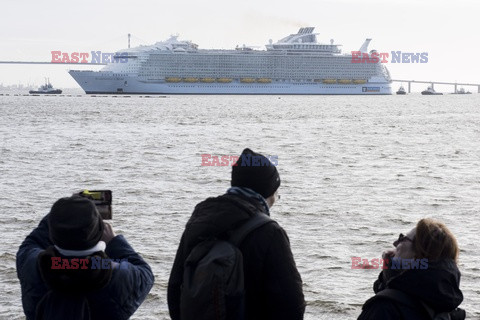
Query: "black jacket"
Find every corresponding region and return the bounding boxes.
[168,194,305,320]
[17,215,154,320]
[358,259,463,320]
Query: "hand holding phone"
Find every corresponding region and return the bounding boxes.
[78,190,113,220]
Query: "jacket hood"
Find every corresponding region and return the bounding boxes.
[387,259,463,312]
[37,246,113,294]
[183,194,264,251]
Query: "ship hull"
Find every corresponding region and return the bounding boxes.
[421,91,443,95]
[69,71,392,95]
[29,89,62,94]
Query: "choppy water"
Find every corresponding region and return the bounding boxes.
[1,94,479,319]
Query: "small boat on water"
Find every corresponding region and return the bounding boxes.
[396,85,407,95]
[421,86,442,95]
[452,87,472,94]
[29,79,62,94]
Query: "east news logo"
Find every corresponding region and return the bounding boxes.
[51,257,128,270]
[351,257,429,269]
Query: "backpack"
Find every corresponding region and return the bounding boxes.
[375,288,466,320]
[180,213,273,320]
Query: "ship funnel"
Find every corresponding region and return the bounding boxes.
[359,38,372,53]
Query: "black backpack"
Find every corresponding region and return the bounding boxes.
[375,288,466,320]
[180,213,273,320]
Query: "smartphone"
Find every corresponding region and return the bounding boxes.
[80,190,112,220]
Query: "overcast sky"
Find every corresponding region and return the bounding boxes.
[1,0,479,90]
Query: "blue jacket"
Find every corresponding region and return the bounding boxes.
[17,215,154,320]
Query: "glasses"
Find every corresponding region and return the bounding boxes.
[394,233,413,246]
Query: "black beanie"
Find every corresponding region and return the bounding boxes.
[231,148,280,199]
[48,196,104,250]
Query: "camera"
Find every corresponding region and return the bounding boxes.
[78,190,112,220]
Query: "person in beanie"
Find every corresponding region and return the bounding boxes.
[168,148,305,320]
[16,195,154,320]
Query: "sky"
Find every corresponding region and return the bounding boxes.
[1,0,479,91]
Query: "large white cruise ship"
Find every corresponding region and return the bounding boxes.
[69,28,392,95]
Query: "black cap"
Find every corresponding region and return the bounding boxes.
[48,196,104,250]
[231,148,280,199]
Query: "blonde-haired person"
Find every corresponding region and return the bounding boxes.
[358,218,465,320]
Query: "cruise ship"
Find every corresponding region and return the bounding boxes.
[69,27,392,95]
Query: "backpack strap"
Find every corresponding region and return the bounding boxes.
[229,213,273,247]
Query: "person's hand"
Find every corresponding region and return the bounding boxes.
[382,249,396,261]
[101,221,116,244]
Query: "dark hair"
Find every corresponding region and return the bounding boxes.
[414,218,459,263]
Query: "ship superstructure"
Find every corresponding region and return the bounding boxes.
[69,28,392,95]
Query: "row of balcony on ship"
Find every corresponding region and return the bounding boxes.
[164,77,368,84]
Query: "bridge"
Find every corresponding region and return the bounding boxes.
[391,79,479,93]
[0,61,106,65]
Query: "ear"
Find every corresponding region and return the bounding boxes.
[265,194,275,208]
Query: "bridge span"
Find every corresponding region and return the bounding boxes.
[392,79,479,93]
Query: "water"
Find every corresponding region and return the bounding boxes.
[1,94,479,319]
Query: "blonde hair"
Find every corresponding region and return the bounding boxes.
[414,218,459,263]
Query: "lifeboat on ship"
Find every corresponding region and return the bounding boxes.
[338,79,352,84]
[165,77,182,83]
[353,79,367,84]
[322,79,337,84]
[200,78,215,83]
[256,78,272,83]
[240,78,255,83]
[183,77,199,83]
[216,78,233,83]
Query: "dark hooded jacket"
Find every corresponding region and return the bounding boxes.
[168,194,305,320]
[358,259,464,320]
[17,215,154,320]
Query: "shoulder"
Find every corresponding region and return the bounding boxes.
[193,194,260,214]
[257,218,287,240]
[240,217,289,259]
[188,195,249,223]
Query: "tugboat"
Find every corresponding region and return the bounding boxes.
[452,87,472,94]
[396,85,407,95]
[421,86,442,95]
[29,79,62,94]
